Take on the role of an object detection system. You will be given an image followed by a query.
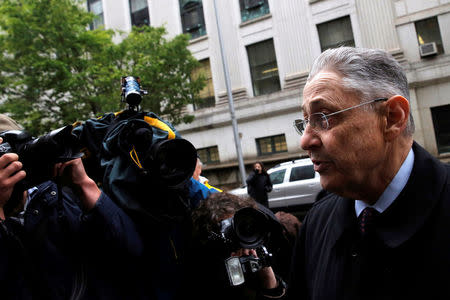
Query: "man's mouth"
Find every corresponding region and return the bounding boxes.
[311,159,328,173]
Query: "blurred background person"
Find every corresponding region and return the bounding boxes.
[193,157,222,192]
[246,162,272,207]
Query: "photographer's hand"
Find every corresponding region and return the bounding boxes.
[231,248,278,290]
[54,158,101,211]
[0,138,26,220]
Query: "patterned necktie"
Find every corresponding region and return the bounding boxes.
[358,207,379,236]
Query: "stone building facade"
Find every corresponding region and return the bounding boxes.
[89,0,450,190]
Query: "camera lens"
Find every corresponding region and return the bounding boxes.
[149,138,197,187]
[233,207,269,248]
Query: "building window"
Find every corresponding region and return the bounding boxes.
[87,0,104,30]
[317,16,355,52]
[256,134,287,156]
[129,0,150,27]
[431,105,450,154]
[179,0,206,40]
[415,17,444,55]
[197,146,220,164]
[191,58,215,110]
[239,0,270,23]
[247,39,280,96]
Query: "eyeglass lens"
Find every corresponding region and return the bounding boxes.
[294,113,328,135]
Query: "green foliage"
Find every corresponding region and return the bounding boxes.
[0,0,204,135]
[116,26,204,125]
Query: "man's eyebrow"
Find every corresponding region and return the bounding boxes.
[301,99,322,113]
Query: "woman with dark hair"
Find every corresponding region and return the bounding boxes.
[246,162,273,208]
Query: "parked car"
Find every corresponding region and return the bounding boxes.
[229,158,322,209]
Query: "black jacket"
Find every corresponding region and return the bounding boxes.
[246,172,273,207]
[21,181,145,300]
[287,142,450,300]
[0,218,32,300]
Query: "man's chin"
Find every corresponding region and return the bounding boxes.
[319,176,342,194]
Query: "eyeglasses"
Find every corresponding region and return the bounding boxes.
[293,97,388,135]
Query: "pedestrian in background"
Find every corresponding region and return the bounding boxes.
[246,162,272,207]
[288,46,450,300]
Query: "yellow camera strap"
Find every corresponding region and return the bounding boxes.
[144,116,176,140]
[129,146,143,169]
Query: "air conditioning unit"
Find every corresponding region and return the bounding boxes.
[419,42,438,57]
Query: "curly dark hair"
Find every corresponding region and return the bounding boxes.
[191,192,257,241]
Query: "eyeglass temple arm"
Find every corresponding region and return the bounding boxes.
[325,97,388,118]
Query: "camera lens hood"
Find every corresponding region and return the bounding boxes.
[148,138,197,188]
[232,207,270,249]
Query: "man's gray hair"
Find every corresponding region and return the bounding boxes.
[307,47,414,136]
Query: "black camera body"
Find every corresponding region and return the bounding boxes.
[219,207,271,249]
[0,125,83,191]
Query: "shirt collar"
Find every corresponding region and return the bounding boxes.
[24,186,39,210]
[355,148,415,217]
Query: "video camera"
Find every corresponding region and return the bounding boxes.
[73,76,197,221]
[210,207,275,286]
[0,76,197,222]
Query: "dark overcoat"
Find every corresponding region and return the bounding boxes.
[247,172,273,207]
[287,142,450,300]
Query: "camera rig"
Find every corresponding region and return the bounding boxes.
[0,76,197,223]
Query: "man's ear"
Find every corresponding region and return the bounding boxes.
[384,95,410,140]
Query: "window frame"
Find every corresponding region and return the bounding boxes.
[87,0,104,30]
[431,104,450,154]
[239,0,270,23]
[191,58,215,110]
[197,146,220,164]
[415,16,444,55]
[179,0,207,39]
[129,0,150,27]
[256,134,288,156]
[317,15,355,52]
[246,38,281,97]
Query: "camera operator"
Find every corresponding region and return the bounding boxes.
[0,114,145,299]
[187,192,287,300]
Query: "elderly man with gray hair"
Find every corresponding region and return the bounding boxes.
[288,47,450,300]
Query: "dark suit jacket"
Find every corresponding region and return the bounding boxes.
[287,142,450,300]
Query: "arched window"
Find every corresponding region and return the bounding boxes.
[239,0,270,23]
[179,0,206,39]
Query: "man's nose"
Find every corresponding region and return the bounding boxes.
[300,125,321,150]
